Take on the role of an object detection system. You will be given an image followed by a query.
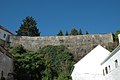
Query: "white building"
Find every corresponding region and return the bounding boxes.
[101,45,120,80]
[71,45,111,80]
[0,25,13,46]
[100,34,120,80]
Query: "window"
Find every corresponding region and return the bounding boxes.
[108,65,111,72]
[115,59,118,68]
[3,34,6,38]
[105,67,108,74]
[103,69,105,76]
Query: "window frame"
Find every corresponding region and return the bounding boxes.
[105,67,108,74]
[115,59,118,68]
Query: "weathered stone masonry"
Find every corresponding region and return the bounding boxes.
[10,33,113,60]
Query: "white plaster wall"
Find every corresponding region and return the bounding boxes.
[102,49,120,80]
[72,73,105,80]
[104,66,120,80]
[0,29,11,41]
[71,45,110,80]
[73,45,110,73]
[102,49,120,75]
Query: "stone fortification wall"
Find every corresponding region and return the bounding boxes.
[10,33,113,60]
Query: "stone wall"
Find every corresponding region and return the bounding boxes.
[10,33,113,60]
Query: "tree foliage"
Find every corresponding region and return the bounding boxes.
[57,30,64,36]
[10,45,44,80]
[86,31,89,35]
[16,16,40,36]
[70,28,78,35]
[10,45,75,80]
[65,31,69,36]
[115,30,120,42]
[79,28,83,35]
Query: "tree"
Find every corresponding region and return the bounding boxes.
[86,31,89,35]
[39,45,75,80]
[57,30,64,36]
[10,45,75,80]
[16,16,40,36]
[65,31,69,36]
[70,28,78,35]
[57,71,71,80]
[115,30,120,42]
[79,28,83,35]
[10,46,45,80]
[112,33,116,42]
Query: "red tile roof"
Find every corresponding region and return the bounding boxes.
[0,25,13,35]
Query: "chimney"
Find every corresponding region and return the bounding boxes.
[118,34,120,44]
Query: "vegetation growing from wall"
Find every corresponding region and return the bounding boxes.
[10,45,75,80]
[114,30,120,43]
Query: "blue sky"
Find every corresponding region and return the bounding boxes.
[0,0,120,36]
